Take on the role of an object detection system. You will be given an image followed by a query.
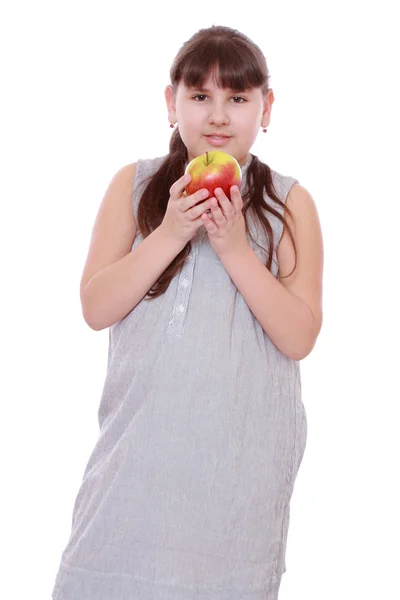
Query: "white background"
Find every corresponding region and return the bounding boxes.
[1,1,399,598]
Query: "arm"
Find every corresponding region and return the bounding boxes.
[219,184,324,360]
[82,226,186,331]
[81,161,214,331]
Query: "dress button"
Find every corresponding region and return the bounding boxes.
[181,278,190,287]
[176,304,185,314]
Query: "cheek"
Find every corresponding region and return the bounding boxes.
[177,103,195,121]
[239,116,259,138]
[178,111,205,138]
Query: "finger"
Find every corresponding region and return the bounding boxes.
[209,197,226,223]
[214,188,235,218]
[202,211,217,230]
[184,187,210,211]
[230,185,242,212]
[169,173,192,201]
[188,197,212,221]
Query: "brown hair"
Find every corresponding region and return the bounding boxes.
[137,25,297,300]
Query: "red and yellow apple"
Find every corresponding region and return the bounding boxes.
[184,150,242,202]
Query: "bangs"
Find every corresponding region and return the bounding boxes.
[173,39,266,92]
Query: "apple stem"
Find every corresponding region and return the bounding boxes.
[206,151,209,166]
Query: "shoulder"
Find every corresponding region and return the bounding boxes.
[258,161,322,258]
[261,160,319,227]
[268,167,300,203]
[278,182,322,252]
[113,155,168,194]
[284,183,321,231]
[101,162,137,201]
[119,155,168,178]
[134,155,168,178]
[117,161,136,180]
[256,161,305,211]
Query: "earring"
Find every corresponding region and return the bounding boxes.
[169,122,175,128]
[262,127,267,133]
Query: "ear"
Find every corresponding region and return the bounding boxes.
[261,88,275,130]
[165,85,177,123]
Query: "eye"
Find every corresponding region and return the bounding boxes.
[191,94,247,103]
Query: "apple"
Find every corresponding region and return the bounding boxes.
[184,150,242,202]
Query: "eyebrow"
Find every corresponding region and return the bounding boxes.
[189,86,249,94]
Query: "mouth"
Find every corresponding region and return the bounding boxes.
[205,134,232,146]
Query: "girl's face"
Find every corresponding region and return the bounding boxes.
[165,72,274,168]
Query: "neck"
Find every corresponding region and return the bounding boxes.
[238,153,250,168]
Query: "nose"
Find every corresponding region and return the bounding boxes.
[208,100,229,127]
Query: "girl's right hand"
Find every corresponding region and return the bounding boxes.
[160,173,211,245]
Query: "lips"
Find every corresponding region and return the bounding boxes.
[205,134,232,146]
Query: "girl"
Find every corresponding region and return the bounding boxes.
[52,25,323,600]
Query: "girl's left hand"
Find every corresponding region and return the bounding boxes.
[202,186,250,258]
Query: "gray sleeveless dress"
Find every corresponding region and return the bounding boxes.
[52,152,307,600]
